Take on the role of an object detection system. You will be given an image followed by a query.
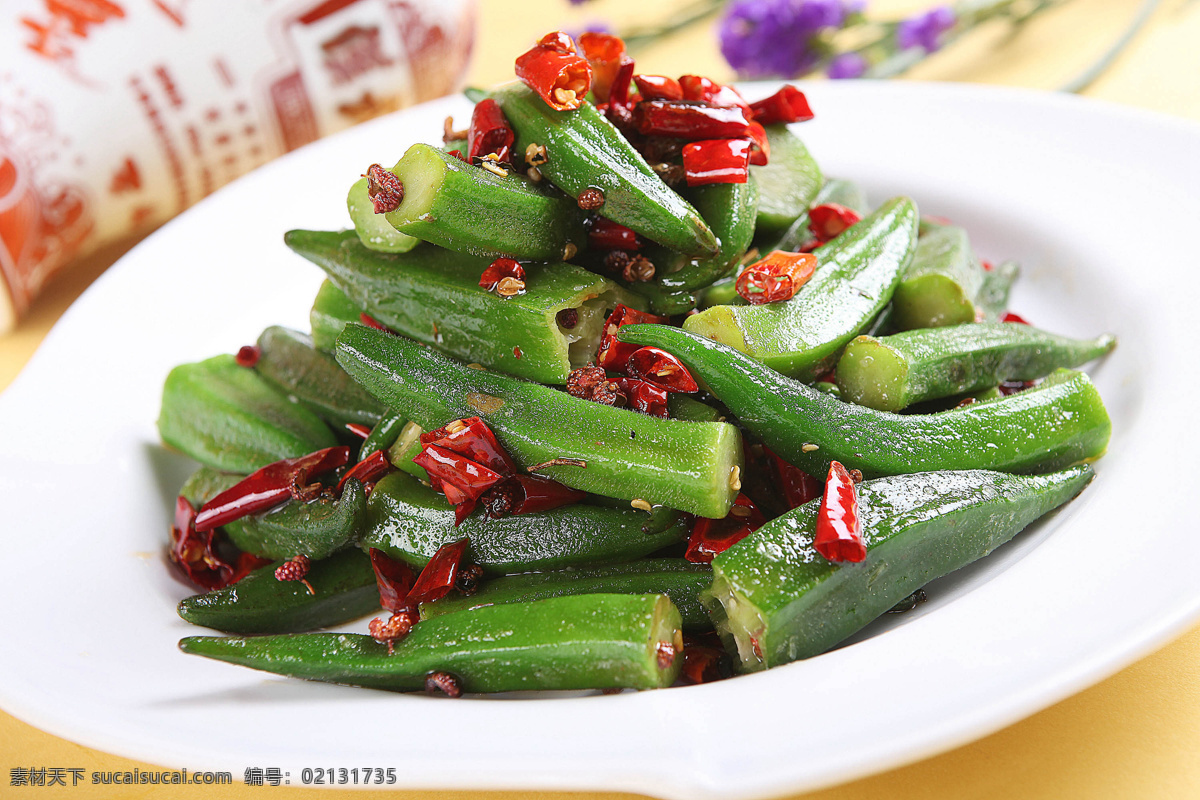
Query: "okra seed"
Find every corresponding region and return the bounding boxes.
[802,443,819,453]
[631,499,653,512]
[563,242,578,260]
[729,465,742,491]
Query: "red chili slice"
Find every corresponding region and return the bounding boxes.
[194,446,351,532]
[344,423,372,440]
[413,444,506,503]
[735,251,817,305]
[633,74,683,101]
[536,30,575,54]
[421,416,517,476]
[596,304,670,372]
[235,345,260,367]
[625,347,699,393]
[407,538,470,606]
[747,121,770,166]
[369,547,416,614]
[633,101,753,140]
[814,461,866,563]
[678,75,752,113]
[578,32,631,104]
[588,218,641,250]
[359,312,397,334]
[681,139,751,187]
[337,449,393,493]
[679,644,726,685]
[478,258,525,291]
[1001,311,1031,325]
[491,474,588,516]
[467,98,514,164]
[808,203,861,242]
[615,377,669,417]
[604,59,637,127]
[684,494,765,563]
[749,85,814,125]
[763,445,821,509]
[515,34,591,111]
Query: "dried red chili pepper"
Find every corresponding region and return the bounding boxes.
[735,251,817,305]
[467,98,514,164]
[479,258,526,297]
[763,446,821,509]
[685,494,765,563]
[336,449,393,493]
[194,446,351,532]
[235,345,260,367]
[578,32,631,103]
[413,444,506,505]
[359,312,397,334]
[808,203,861,242]
[814,461,866,563]
[633,74,683,101]
[365,163,404,213]
[596,304,670,372]
[749,85,815,125]
[421,416,518,476]
[679,644,727,685]
[998,379,1037,396]
[1002,311,1031,325]
[981,259,994,272]
[615,377,669,417]
[681,138,751,187]
[678,75,752,113]
[603,59,638,127]
[170,496,232,590]
[516,33,591,111]
[408,537,470,606]
[344,423,372,441]
[588,217,641,251]
[369,547,417,613]
[481,473,588,518]
[747,121,770,166]
[625,347,700,393]
[446,149,469,163]
[633,101,753,140]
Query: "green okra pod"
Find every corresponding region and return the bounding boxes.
[287,229,638,384]
[892,224,984,330]
[310,279,363,353]
[421,558,713,631]
[177,549,379,634]
[335,323,743,518]
[976,260,1021,321]
[347,175,420,254]
[684,197,919,380]
[706,466,1094,670]
[180,593,684,692]
[158,355,335,473]
[750,124,824,233]
[618,324,1111,478]
[224,479,367,561]
[481,83,718,257]
[382,144,587,261]
[362,472,689,574]
[255,326,386,429]
[358,407,407,462]
[835,322,1117,411]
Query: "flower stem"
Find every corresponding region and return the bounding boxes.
[620,0,726,53]
[1058,0,1162,93]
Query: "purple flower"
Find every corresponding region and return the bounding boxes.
[827,51,867,79]
[719,0,863,79]
[896,6,957,52]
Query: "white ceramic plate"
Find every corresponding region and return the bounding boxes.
[1,83,1198,800]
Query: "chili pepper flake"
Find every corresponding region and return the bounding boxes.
[597,304,670,372]
[682,138,751,187]
[587,218,641,251]
[616,378,669,417]
[809,203,861,242]
[765,446,821,509]
[684,494,765,563]
[467,98,514,164]
[736,250,817,305]
[344,422,372,440]
[235,345,260,367]
[359,312,397,334]
[633,74,683,101]
[337,449,393,494]
[814,461,866,563]
[369,547,416,614]
[364,164,404,214]
[679,643,727,685]
[625,347,699,393]
[1002,311,1031,325]
[578,32,631,104]
[749,85,814,125]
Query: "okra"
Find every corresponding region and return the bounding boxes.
[224,479,367,561]
[836,322,1117,411]
[309,279,362,353]
[180,593,684,692]
[358,408,407,462]
[683,197,919,380]
[255,326,385,429]
[346,175,420,254]
[757,177,868,254]
[750,124,823,233]
[382,144,587,261]
[481,82,719,257]
[892,224,984,330]
[177,549,379,634]
[618,324,1111,478]
[287,229,639,385]
[706,466,1093,670]
[421,559,713,631]
[336,323,743,518]
[158,355,335,473]
[976,260,1021,321]
[362,472,690,573]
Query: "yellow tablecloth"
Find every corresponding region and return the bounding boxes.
[2,1,1198,797]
